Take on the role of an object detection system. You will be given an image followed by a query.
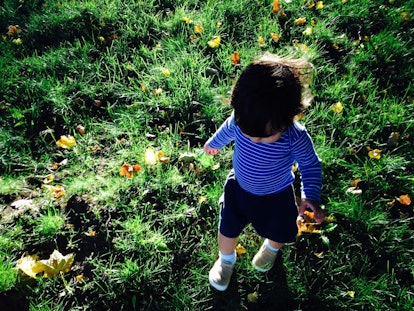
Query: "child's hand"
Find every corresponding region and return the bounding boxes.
[298,199,325,224]
[203,143,219,155]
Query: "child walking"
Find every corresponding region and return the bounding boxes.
[203,53,325,291]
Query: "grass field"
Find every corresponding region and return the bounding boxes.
[0,0,413,310]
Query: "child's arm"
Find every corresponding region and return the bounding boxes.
[203,143,220,155]
[203,113,236,155]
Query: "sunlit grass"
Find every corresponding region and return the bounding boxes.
[0,0,413,310]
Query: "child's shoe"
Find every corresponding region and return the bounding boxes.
[208,258,234,291]
[252,243,278,272]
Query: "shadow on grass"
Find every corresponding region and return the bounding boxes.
[207,251,331,311]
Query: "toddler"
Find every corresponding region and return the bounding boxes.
[203,54,325,291]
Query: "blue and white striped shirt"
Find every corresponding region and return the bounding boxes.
[206,113,322,202]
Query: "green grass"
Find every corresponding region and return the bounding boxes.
[0,0,413,310]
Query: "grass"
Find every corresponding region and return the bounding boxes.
[0,0,413,310]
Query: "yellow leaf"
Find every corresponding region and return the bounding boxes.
[236,244,246,256]
[303,27,314,36]
[368,149,381,160]
[39,250,74,278]
[347,291,355,298]
[17,254,40,278]
[332,102,343,113]
[154,88,163,95]
[247,291,259,303]
[316,1,324,9]
[87,230,96,237]
[17,251,74,278]
[198,196,207,204]
[56,135,76,149]
[314,252,324,258]
[294,17,307,26]
[161,68,171,77]
[208,36,221,48]
[258,36,266,47]
[76,274,84,282]
[271,32,280,42]
[144,148,158,165]
[194,24,203,34]
[51,185,65,199]
[182,17,192,24]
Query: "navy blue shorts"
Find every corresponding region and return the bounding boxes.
[218,171,298,243]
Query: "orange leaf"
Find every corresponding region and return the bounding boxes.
[272,0,281,13]
[398,194,411,205]
[230,51,240,65]
[120,164,141,178]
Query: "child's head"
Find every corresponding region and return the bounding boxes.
[231,53,313,137]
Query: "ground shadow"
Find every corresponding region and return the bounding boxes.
[209,251,301,311]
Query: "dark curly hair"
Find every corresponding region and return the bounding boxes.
[231,54,313,137]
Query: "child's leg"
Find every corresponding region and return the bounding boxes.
[209,232,238,291]
[218,231,238,256]
[252,239,284,272]
[267,239,284,250]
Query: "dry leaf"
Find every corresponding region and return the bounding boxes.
[120,164,141,178]
[398,194,411,205]
[272,0,281,13]
[144,148,158,165]
[17,250,74,278]
[230,52,240,65]
[236,244,246,256]
[56,135,76,149]
[332,102,343,113]
[208,36,221,48]
[368,149,381,160]
[39,250,75,278]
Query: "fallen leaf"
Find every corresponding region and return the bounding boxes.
[230,51,240,65]
[39,250,74,278]
[120,164,141,178]
[314,252,324,258]
[347,291,355,298]
[398,194,411,205]
[258,36,266,47]
[316,1,324,9]
[51,185,65,199]
[182,17,192,24]
[17,250,74,278]
[331,102,343,113]
[208,36,221,48]
[294,17,307,26]
[76,124,85,135]
[144,148,158,165]
[272,0,281,13]
[247,291,259,303]
[16,254,40,278]
[236,244,246,256]
[198,196,207,204]
[271,32,280,41]
[56,135,76,149]
[194,24,203,34]
[303,27,314,35]
[368,149,381,160]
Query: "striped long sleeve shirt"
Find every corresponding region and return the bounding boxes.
[206,113,322,202]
